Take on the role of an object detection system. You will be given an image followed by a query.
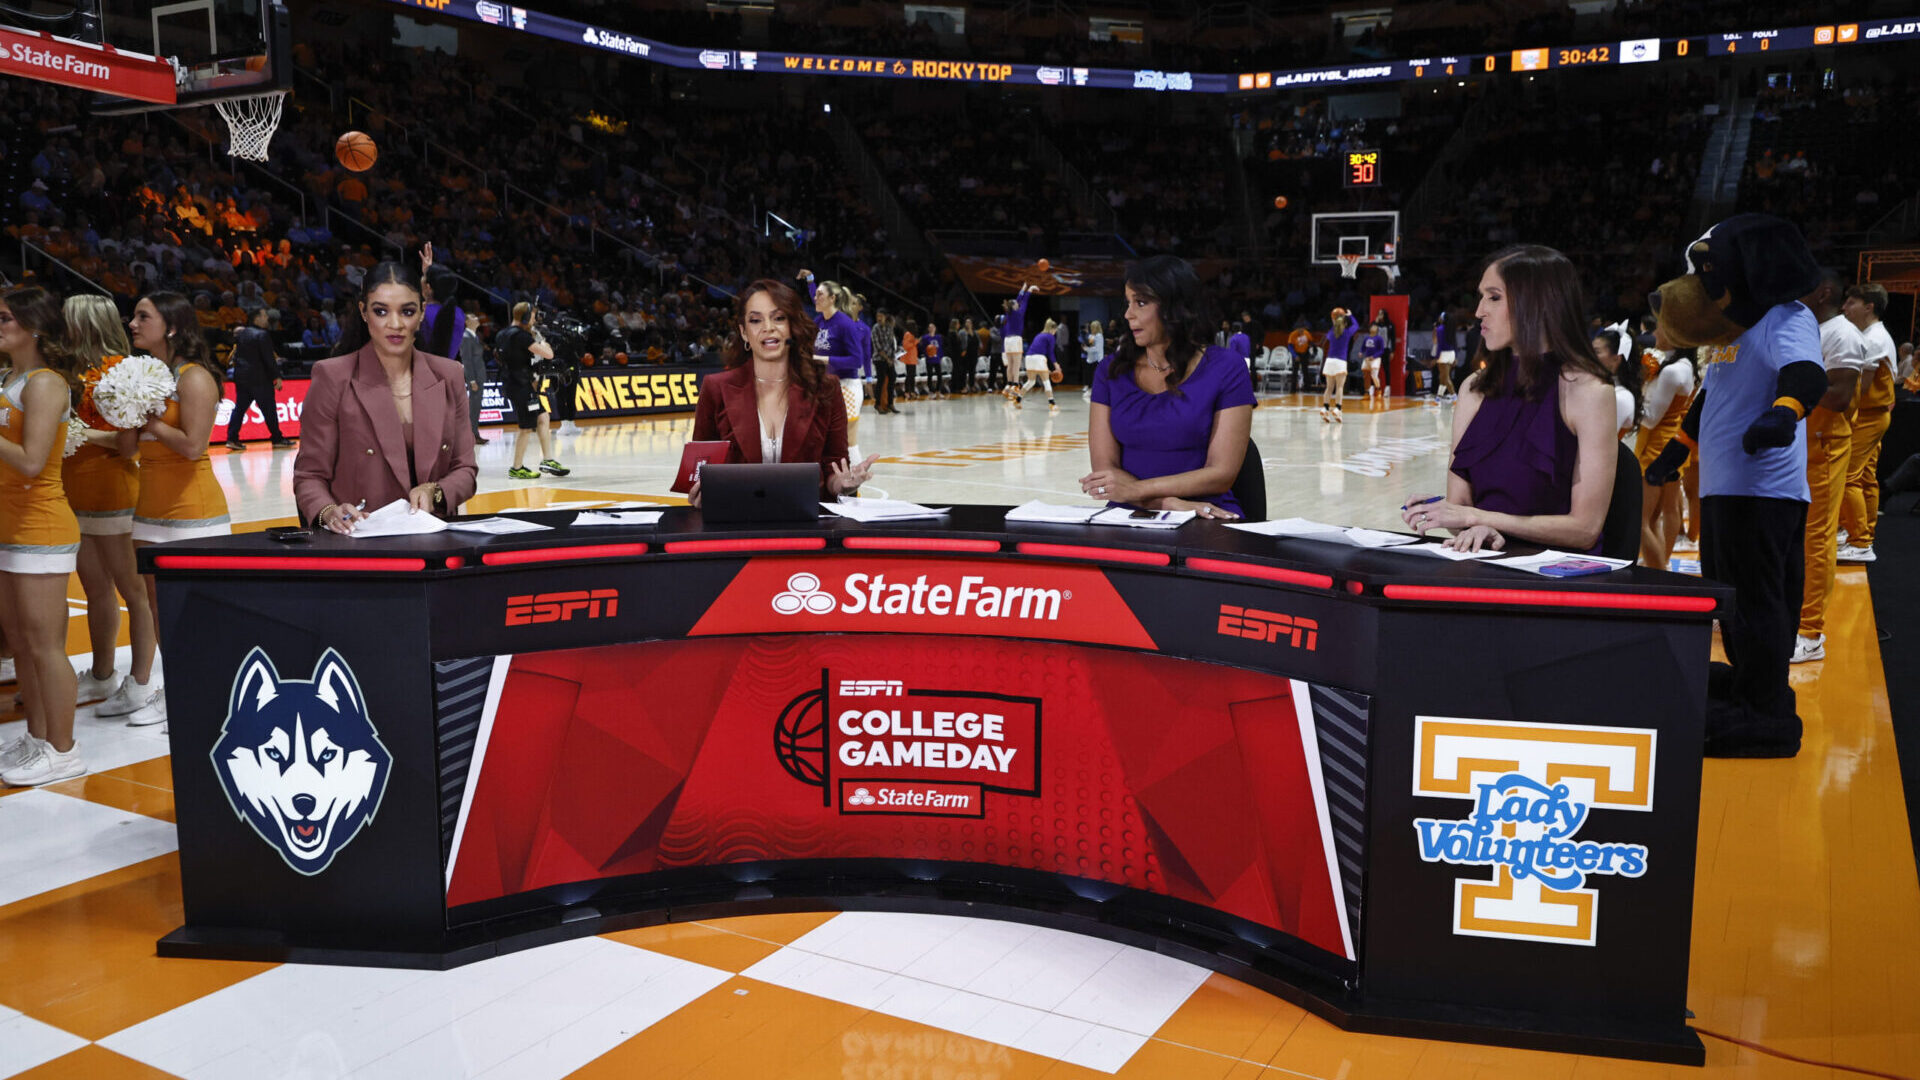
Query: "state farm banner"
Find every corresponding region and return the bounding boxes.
[0,27,176,104]
[441,634,1364,962]
[217,379,309,440]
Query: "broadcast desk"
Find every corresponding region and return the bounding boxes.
[142,508,1727,1063]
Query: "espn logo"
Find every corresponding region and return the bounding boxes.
[505,589,620,626]
[1217,604,1319,651]
[838,680,904,697]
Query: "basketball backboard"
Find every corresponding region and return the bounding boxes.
[1310,211,1400,268]
[92,0,288,115]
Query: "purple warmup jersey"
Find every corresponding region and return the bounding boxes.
[1005,292,1032,340]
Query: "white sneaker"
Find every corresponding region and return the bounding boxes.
[76,668,119,706]
[1,740,84,786]
[1791,634,1826,664]
[97,676,161,718]
[124,687,166,728]
[1836,544,1877,564]
[0,731,42,770]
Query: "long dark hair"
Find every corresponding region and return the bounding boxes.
[422,266,459,358]
[1,286,82,389]
[334,261,423,357]
[1471,245,1612,402]
[1108,255,1215,394]
[722,279,825,399]
[141,291,222,390]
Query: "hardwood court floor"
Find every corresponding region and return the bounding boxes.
[0,392,1912,1079]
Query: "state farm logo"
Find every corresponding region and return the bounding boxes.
[1217,604,1319,651]
[772,570,1068,622]
[775,667,1038,817]
[505,589,619,626]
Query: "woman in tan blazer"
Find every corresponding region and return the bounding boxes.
[689,279,876,504]
[294,261,477,531]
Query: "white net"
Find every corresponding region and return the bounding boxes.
[1337,254,1363,279]
[214,92,287,162]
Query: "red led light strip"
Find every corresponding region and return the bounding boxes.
[841,537,1002,553]
[1013,542,1171,567]
[150,555,428,572]
[1380,584,1717,612]
[480,543,651,566]
[663,537,830,555]
[1183,557,1334,590]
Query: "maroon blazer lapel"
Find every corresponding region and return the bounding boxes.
[782,381,818,464]
[348,345,412,494]
[410,354,447,478]
[720,369,763,463]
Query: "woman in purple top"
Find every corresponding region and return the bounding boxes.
[1400,245,1618,553]
[1081,256,1255,520]
[799,270,870,457]
[1001,283,1034,400]
[1359,322,1388,408]
[1018,319,1059,409]
[1320,310,1358,423]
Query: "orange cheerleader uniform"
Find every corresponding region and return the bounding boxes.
[66,356,138,536]
[1634,358,1695,470]
[132,380,230,543]
[0,369,81,574]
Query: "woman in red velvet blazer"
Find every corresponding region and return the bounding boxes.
[294,261,478,531]
[688,279,876,504]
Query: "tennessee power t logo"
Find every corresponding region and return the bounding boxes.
[1411,717,1655,946]
[211,648,393,876]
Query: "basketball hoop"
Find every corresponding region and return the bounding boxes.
[214,91,287,162]
[1337,254,1363,279]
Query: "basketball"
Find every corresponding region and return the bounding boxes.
[1036,258,1050,271]
[335,131,377,172]
[1274,195,1289,209]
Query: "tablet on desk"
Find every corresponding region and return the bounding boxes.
[673,440,733,493]
[700,463,821,523]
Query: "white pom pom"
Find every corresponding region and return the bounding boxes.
[93,355,176,430]
[62,415,87,459]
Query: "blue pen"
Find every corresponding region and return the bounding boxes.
[1401,495,1443,511]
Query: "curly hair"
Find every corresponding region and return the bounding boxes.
[722,279,827,400]
[141,291,223,391]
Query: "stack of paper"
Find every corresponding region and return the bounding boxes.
[1484,550,1633,577]
[443,516,554,535]
[1004,501,1108,524]
[345,500,448,538]
[1377,541,1507,561]
[1226,517,1420,547]
[1089,506,1196,529]
[572,510,665,527]
[820,498,951,522]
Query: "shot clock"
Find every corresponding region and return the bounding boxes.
[1344,150,1382,188]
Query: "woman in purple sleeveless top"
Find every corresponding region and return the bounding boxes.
[1081,256,1255,520]
[1400,246,1619,553]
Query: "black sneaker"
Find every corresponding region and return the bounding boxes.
[224,441,245,452]
[1703,702,1801,759]
[539,459,570,476]
[270,438,296,448]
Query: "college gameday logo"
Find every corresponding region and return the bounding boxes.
[690,556,1157,648]
[775,668,1040,816]
[1411,717,1654,946]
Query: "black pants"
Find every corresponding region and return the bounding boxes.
[467,382,484,435]
[227,376,283,443]
[1699,495,1807,722]
[874,362,895,411]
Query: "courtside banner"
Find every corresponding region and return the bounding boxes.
[477,366,712,425]
[0,27,176,103]
[217,379,309,441]
[441,634,1359,960]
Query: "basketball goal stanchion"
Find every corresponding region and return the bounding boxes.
[213,90,288,162]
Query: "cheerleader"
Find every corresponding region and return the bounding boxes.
[62,295,156,711]
[798,270,869,460]
[122,291,231,730]
[1636,344,1696,569]
[0,287,85,786]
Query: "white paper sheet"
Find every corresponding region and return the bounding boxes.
[1224,517,1418,546]
[820,498,952,522]
[1088,507,1196,529]
[571,511,665,527]
[442,516,555,535]
[346,499,448,538]
[1483,550,1634,576]
[1003,500,1106,524]
[1376,541,1508,560]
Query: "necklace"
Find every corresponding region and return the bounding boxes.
[755,374,787,384]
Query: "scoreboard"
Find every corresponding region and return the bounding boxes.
[1343,151,1382,188]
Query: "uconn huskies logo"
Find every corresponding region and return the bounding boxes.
[211,648,393,876]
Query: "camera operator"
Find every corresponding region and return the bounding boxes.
[544,313,586,437]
